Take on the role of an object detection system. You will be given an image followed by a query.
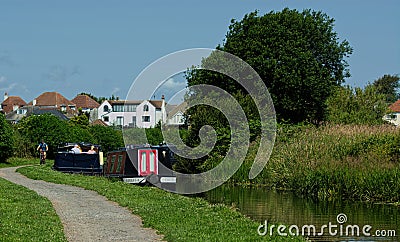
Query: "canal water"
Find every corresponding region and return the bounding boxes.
[203,185,399,241]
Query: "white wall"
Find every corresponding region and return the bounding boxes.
[98,100,164,128]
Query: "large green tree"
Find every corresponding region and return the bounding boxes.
[188,8,352,123]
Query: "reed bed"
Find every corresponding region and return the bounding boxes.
[232,124,400,202]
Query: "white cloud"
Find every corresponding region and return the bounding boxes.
[0,76,6,83]
[42,65,81,83]
[162,77,187,89]
[111,87,120,96]
[0,82,17,92]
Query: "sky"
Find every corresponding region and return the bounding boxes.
[0,0,399,104]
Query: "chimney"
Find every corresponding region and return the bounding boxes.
[161,94,166,124]
[4,92,8,101]
[33,99,37,106]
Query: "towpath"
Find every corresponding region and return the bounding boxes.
[0,166,163,242]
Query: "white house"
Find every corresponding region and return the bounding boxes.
[97,97,166,128]
[166,102,187,125]
[383,99,400,126]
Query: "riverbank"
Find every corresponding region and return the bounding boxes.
[231,124,400,202]
[14,159,303,241]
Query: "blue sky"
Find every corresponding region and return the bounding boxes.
[0,0,399,103]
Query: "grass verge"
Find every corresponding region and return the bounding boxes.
[0,157,39,168]
[17,163,303,241]
[0,177,66,241]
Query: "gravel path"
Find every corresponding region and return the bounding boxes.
[0,167,163,242]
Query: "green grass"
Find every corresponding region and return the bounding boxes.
[0,177,67,242]
[231,124,400,202]
[17,164,303,241]
[0,157,39,168]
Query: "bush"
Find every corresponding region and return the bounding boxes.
[0,113,14,161]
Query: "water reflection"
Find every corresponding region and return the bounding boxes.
[203,185,399,241]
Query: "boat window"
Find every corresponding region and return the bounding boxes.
[149,151,155,172]
[110,155,116,172]
[116,155,123,173]
[141,152,147,172]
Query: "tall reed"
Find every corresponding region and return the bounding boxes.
[231,124,400,202]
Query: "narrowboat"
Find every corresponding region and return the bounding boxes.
[53,142,103,175]
[104,144,177,188]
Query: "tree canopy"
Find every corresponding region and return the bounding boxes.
[372,74,400,103]
[187,8,353,123]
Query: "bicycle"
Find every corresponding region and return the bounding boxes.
[40,150,46,165]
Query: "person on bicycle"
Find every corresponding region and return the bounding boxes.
[37,139,48,163]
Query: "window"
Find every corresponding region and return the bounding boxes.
[116,155,123,173]
[61,105,67,112]
[142,116,150,122]
[141,152,147,172]
[149,151,155,172]
[113,105,124,112]
[125,104,137,112]
[143,104,149,112]
[104,105,109,112]
[103,116,109,122]
[116,116,124,126]
[132,116,137,127]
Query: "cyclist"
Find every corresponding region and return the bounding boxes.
[37,139,48,164]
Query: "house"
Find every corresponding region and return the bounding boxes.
[1,92,27,114]
[71,94,100,113]
[28,92,77,117]
[6,106,68,124]
[383,100,400,126]
[166,102,187,126]
[97,96,166,128]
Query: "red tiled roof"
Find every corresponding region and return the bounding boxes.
[1,96,27,114]
[29,92,75,107]
[71,95,100,109]
[389,100,400,112]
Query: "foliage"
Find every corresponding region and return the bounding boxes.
[79,92,119,104]
[0,177,67,241]
[0,113,14,161]
[326,85,387,124]
[88,125,124,153]
[231,124,400,202]
[372,74,400,103]
[69,113,89,126]
[18,164,303,241]
[187,8,352,123]
[15,114,97,158]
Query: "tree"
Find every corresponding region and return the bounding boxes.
[89,125,124,154]
[16,114,70,158]
[326,85,387,124]
[188,8,353,123]
[0,113,14,161]
[372,74,400,103]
